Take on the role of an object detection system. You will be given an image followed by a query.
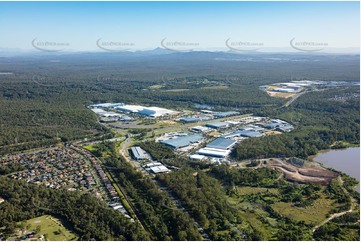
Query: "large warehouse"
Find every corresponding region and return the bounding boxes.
[196,147,231,158]
[206,121,230,129]
[130,146,149,160]
[206,137,237,150]
[160,134,203,149]
[239,130,263,138]
[116,105,178,118]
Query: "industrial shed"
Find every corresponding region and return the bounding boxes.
[130,146,149,160]
[239,130,263,138]
[206,137,237,150]
[150,165,170,174]
[196,147,231,158]
[180,117,201,123]
[206,121,229,129]
[160,134,203,149]
[221,130,243,138]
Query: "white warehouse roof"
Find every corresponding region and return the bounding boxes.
[150,165,170,174]
[116,105,177,117]
[189,154,208,160]
[197,147,231,158]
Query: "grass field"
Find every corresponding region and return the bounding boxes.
[238,210,275,240]
[271,194,335,225]
[21,215,78,241]
[162,89,190,92]
[82,144,96,151]
[201,85,229,90]
[235,186,279,195]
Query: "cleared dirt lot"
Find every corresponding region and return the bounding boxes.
[261,158,338,185]
[266,91,296,99]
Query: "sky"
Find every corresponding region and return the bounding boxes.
[0,1,359,52]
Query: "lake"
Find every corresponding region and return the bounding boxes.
[313,147,360,192]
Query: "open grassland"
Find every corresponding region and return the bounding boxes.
[272,194,335,225]
[82,144,96,151]
[235,186,279,195]
[201,85,229,90]
[22,215,78,241]
[162,89,190,92]
[238,210,276,240]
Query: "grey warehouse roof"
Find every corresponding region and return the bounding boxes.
[206,137,237,150]
[160,134,203,149]
[206,122,229,129]
[239,130,263,137]
[221,130,243,138]
[131,146,148,160]
[180,117,201,122]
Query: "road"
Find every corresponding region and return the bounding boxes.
[282,90,307,108]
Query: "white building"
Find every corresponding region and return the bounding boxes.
[189,154,208,160]
[150,165,170,174]
[145,162,162,168]
[196,147,231,158]
[116,105,178,118]
[190,126,211,133]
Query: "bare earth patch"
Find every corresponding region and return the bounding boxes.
[262,158,338,185]
[267,91,296,99]
[159,120,177,125]
[263,130,283,136]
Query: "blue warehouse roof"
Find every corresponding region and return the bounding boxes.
[206,137,237,150]
[160,134,203,149]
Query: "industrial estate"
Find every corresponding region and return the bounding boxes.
[260,80,359,98]
[88,102,294,167]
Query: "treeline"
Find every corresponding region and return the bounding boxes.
[0,176,149,240]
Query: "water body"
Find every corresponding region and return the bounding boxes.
[313,147,360,192]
